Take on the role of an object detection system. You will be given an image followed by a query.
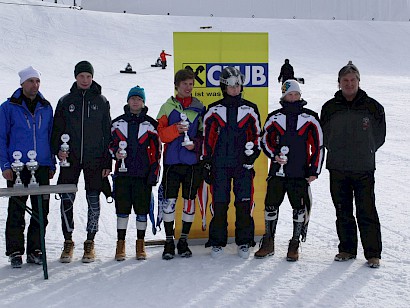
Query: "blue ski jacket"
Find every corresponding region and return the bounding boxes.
[0,88,55,172]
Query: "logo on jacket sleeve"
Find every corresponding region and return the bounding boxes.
[69,104,75,112]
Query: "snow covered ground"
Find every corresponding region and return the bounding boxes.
[0,1,410,307]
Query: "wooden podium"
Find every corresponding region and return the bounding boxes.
[0,184,77,279]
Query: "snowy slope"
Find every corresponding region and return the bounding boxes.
[0,1,410,307]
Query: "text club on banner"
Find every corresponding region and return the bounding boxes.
[173,32,268,239]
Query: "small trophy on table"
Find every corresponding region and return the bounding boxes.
[180,113,193,147]
[118,141,128,172]
[60,134,70,167]
[11,151,24,188]
[26,150,39,187]
[276,146,289,177]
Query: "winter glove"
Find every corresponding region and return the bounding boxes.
[147,166,159,186]
[243,163,254,170]
[243,144,259,169]
[101,176,113,203]
[202,160,213,185]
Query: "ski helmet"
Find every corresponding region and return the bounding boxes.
[219,66,245,93]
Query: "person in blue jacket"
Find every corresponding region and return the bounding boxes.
[0,66,55,268]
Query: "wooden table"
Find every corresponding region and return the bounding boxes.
[0,184,77,279]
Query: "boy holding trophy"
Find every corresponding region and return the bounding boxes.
[156,69,205,260]
[51,61,112,263]
[109,86,161,261]
[255,79,324,261]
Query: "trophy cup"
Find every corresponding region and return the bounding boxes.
[26,150,39,187]
[11,151,24,188]
[276,146,289,177]
[180,113,193,147]
[60,134,70,167]
[118,141,128,172]
[245,141,254,156]
[243,142,255,170]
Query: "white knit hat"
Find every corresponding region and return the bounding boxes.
[281,79,301,99]
[18,66,41,84]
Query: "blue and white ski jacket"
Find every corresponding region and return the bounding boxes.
[0,88,55,172]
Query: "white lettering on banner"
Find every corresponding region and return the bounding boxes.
[206,64,268,87]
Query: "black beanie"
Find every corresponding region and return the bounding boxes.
[74,61,94,77]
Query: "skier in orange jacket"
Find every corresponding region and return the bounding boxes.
[160,50,172,69]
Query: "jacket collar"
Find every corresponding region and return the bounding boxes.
[9,88,50,107]
[123,105,149,118]
[335,88,367,104]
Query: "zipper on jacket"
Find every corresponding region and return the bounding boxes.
[24,113,31,129]
[33,120,37,152]
[80,91,86,164]
[87,101,90,118]
[26,113,37,153]
[38,114,42,130]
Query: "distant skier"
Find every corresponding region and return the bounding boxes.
[156,57,162,67]
[120,63,136,74]
[278,59,295,84]
[160,50,172,69]
[125,63,133,72]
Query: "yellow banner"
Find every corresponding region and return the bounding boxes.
[173,32,268,239]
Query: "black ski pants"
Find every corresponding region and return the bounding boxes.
[329,170,382,259]
[5,166,50,256]
[206,166,255,247]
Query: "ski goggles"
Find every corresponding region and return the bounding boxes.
[220,75,244,87]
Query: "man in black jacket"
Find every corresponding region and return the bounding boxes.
[51,61,112,263]
[320,62,386,268]
[278,59,294,84]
